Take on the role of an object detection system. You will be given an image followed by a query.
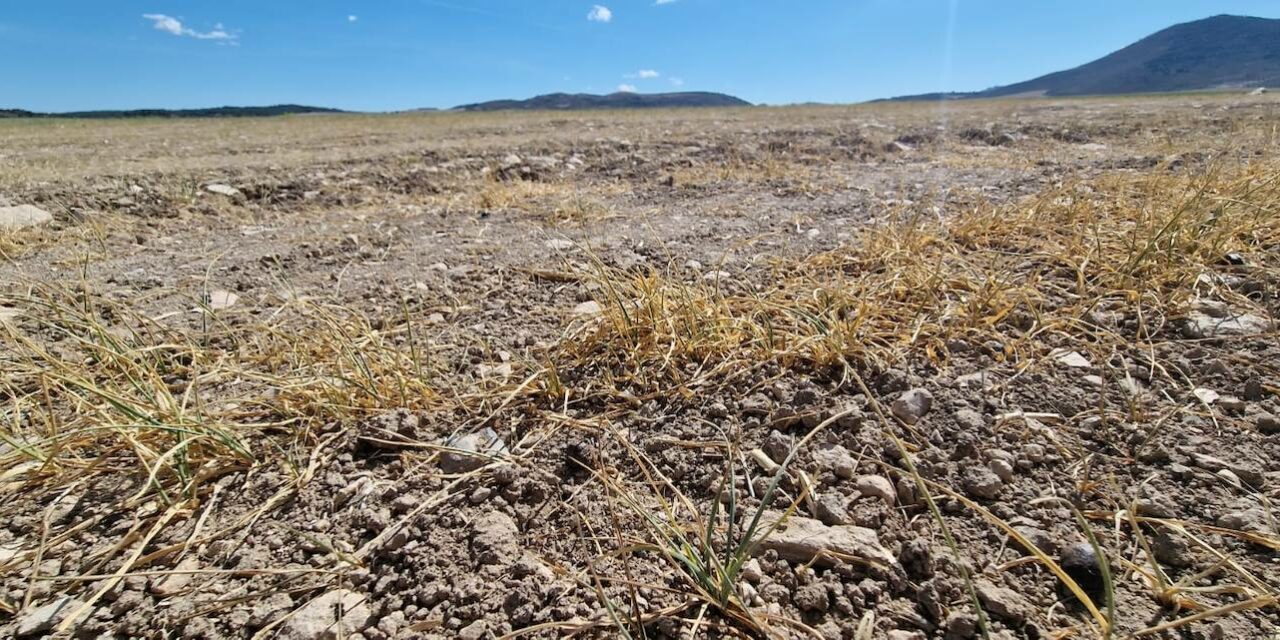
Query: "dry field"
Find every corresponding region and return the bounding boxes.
[1,94,1279,639]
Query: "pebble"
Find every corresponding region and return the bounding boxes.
[762,430,791,465]
[1060,542,1105,596]
[814,492,851,525]
[150,557,200,596]
[975,580,1031,623]
[961,466,1003,499]
[1151,530,1192,567]
[793,583,829,612]
[458,620,488,640]
[1218,396,1247,413]
[811,444,855,479]
[470,511,519,566]
[278,589,374,640]
[207,289,239,311]
[855,475,897,506]
[15,596,83,638]
[571,300,603,316]
[740,558,764,583]
[988,459,1015,483]
[204,183,242,198]
[439,428,507,474]
[1255,413,1280,435]
[953,408,985,431]
[891,388,933,425]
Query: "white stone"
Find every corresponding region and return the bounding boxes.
[1051,350,1091,368]
[755,512,897,569]
[278,590,373,640]
[0,205,53,231]
[207,290,239,310]
[572,300,603,316]
[204,184,242,198]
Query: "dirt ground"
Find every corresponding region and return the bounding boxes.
[1,95,1279,639]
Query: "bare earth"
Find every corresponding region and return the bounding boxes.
[1,95,1278,639]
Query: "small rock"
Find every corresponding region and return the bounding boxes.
[1012,524,1057,555]
[855,475,896,506]
[15,596,83,638]
[887,632,926,640]
[572,300,603,316]
[740,558,764,583]
[1182,303,1271,338]
[1052,350,1092,368]
[1189,452,1265,488]
[250,593,295,627]
[793,583,829,612]
[814,492,850,526]
[207,290,239,310]
[205,184,242,198]
[1060,542,1105,597]
[544,238,575,250]
[762,430,791,465]
[891,388,933,425]
[1218,396,1247,413]
[988,459,1014,483]
[458,620,488,640]
[1256,413,1280,435]
[150,557,200,596]
[1243,379,1266,402]
[470,511,519,566]
[0,204,54,231]
[754,512,898,569]
[976,580,1031,623]
[961,466,1002,499]
[1193,388,1220,405]
[439,428,507,473]
[953,408,985,431]
[944,612,978,638]
[811,444,855,479]
[1152,530,1192,567]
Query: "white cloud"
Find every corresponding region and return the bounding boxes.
[655,0,678,4]
[348,15,359,22]
[587,5,612,22]
[617,84,637,93]
[637,69,660,79]
[142,14,236,41]
[670,77,685,87]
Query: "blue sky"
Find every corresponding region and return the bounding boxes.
[3,1,1280,112]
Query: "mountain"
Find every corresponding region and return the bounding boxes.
[453,91,751,112]
[0,105,345,119]
[889,15,1280,101]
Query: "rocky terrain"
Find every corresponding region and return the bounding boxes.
[1,94,1278,639]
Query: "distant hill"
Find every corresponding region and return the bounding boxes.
[453,91,751,112]
[889,14,1280,101]
[0,105,345,119]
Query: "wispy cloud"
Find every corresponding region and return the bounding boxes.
[623,69,661,79]
[348,15,359,22]
[655,0,678,4]
[617,84,637,93]
[142,14,237,41]
[587,5,613,23]
[670,77,685,87]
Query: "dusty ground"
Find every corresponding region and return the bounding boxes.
[1,95,1279,639]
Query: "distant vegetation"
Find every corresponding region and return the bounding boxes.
[453,91,751,112]
[0,105,345,119]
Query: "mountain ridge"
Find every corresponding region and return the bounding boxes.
[888,14,1280,101]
